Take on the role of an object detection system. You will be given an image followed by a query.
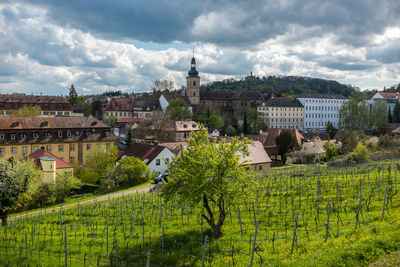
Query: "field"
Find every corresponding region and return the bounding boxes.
[1,160,400,266]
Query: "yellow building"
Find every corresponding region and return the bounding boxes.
[29,149,74,183]
[0,115,117,165]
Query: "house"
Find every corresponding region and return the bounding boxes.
[239,141,272,174]
[159,94,192,113]
[121,143,175,174]
[0,115,117,165]
[102,97,135,121]
[133,120,200,142]
[208,128,220,137]
[368,92,400,116]
[29,149,73,183]
[257,97,304,129]
[0,94,75,117]
[133,98,163,120]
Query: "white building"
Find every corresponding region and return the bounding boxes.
[368,92,399,115]
[297,94,348,130]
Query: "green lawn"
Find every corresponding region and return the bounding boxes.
[1,161,400,266]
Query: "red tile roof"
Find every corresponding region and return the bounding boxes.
[29,149,72,169]
[103,97,134,111]
[378,92,400,99]
[122,143,168,165]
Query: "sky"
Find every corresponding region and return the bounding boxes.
[0,0,400,95]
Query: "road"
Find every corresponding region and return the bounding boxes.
[12,184,153,220]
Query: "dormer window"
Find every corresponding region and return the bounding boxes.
[58,131,63,138]
[76,131,80,136]
[40,121,48,127]
[11,121,19,127]
[183,124,187,128]
[86,131,91,137]
[90,121,97,127]
[192,124,197,128]
[67,131,72,137]
[45,132,51,138]
[10,134,15,140]
[0,134,4,140]
[20,134,26,140]
[105,131,110,136]
[33,133,39,139]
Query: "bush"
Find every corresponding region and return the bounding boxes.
[323,141,339,161]
[54,173,82,203]
[349,142,369,162]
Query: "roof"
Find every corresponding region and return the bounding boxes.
[392,127,400,134]
[264,97,304,107]
[162,94,191,105]
[200,90,263,101]
[103,97,134,111]
[378,92,400,99]
[0,115,108,130]
[158,142,188,155]
[29,149,73,169]
[297,94,347,99]
[264,128,303,147]
[117,118,144,123]
[239,141,272,165]
[0,94,70,104]
[122,143,169,165]
[175,121,199,132]
[244,134,268,144]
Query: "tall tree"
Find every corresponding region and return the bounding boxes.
[0,157,40,226]
[165,99,191,120]
[248,108,268,134]
[388,106,393,123]
[243,111,248,134]
[325,121,338,139]
[151,80,175,97]
[275,130,300,164]
[393,102,400,123]
[162,127,255,238]
[68,84,78,106]
[207,114,223,130]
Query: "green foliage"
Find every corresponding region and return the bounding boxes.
[206,114,223,130]
[349,142,369,162]
[165,99,192,120]
[105,115,118,128]
[10,105,41,117]
[325,121,338,139]
[323,141,339,161]
[341,130,360,153]
[276,130,300,164]
[68,84,78,106]
[54,173,82,203]
[0,157,40,226]
[201,75,356,97]
[247,108,268,134]
[101,157,151,190]
[388,107,393,123]
[76,96,92,116]
[162,126,256,238]
[393,102,400,123]
[76,146,118,185]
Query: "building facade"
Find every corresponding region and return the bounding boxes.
[297,94,348,130]
[368,92,400,115]
[257,97,304,129]
[186,57,200,106]
[0,94,75,117]
[0,116,117,165]
[102,97,135,121]
[133,98,163,120]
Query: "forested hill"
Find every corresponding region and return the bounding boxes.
[200,76,358,97]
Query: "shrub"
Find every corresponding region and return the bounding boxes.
[323,141,339,161]
[349,142,369,162]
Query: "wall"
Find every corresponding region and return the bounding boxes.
[147,148,175,174]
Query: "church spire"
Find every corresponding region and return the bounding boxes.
[188,55,199,77]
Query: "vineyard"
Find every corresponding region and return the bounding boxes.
[1,160,400,266]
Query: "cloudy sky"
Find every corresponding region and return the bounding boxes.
[0,0,400,95]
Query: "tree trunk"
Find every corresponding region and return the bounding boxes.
[202,195,226,239]
[1,213,8,227]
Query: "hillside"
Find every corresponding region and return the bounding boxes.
[1,161,400,266]
[201,75,358,97]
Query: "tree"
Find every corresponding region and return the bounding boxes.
[349,142,369,162]
[207,114,223,130]
[165,99,191,120]
[76,146,119,185]
[0,157,40,226]
[371,100,388,128]
[11,105,41,117]
[151,80,175,97]
[393,102,400,123]
[325,121,338,139]
[68,84,78,106]
[126,128,133,146]
[388,107,393,123]
[243,111,248,134]
[162,126,256,238]
[275,130,300,164]
[323,141,339,161]
[54,173,81,203]
[248,108,268,134]
[105,115,118,128]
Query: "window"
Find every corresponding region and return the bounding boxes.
[70,144,75,151]
[33,133,39,138]
[10,134,15,140]
[46,145,51,151]
[11,147,16,154]
[20,134,26,140]
[22,147,27,154]
[43,111,49,115]
[58,131,63,138]
[0,148,4,155]
[156,159,160,165]
[86,131,91,137]
[50,112,56,116]
[70,157,75,164]
[0,134,4,140]
[106,143,110,151]
[67,131,72,137]
[34,146,39,151]
[165,158,169,163]
[58,145,63,152]
[57,112,62,115]
[45,132,51,138]
[64,112,70,116]
[87,144,91,150]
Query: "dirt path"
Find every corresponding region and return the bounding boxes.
[12,184,153,220]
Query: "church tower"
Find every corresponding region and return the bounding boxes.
[186,56,200,105]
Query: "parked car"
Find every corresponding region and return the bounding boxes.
[150,174,169,192]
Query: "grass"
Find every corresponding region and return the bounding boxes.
[1,161,400,266]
